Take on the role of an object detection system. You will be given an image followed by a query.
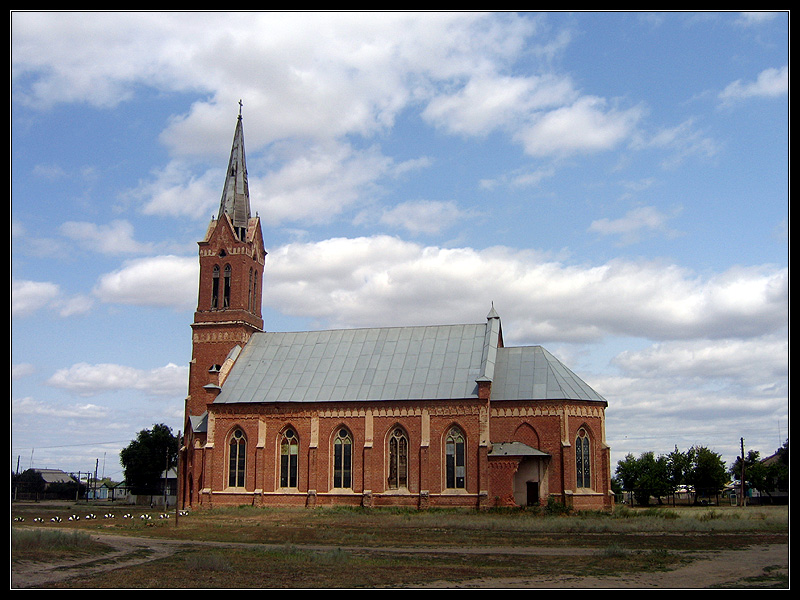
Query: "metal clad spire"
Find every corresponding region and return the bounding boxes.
[218,100,251,238]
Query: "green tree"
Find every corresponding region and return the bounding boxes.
[13,469,46,497]
[685,445,727,501]
[730,440,789,502]
[615,453,642,503]
[119,424,179,496]
[729,449,761,496]
[666,445,691,490]
[615,451,673,506]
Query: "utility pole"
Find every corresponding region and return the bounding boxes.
[740,437,747,507]
[164,449,169,510]
[174,430,181,528]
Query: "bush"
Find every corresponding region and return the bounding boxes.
[544,496,571,516]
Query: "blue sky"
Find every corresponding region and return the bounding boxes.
[12,11,788,481]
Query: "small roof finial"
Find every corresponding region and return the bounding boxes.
[238,99,243,118]
[487,302,499,320]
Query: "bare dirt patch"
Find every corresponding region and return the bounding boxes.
[421,543,789,588]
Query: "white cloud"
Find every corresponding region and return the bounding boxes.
[422,73,577,137]
[12,363,36,380]
[719,66,789,104]
[734,12,780,27]
[12,395,111,420]
[589,205,682,245]
[637,118,719,169]
[601,331,788,465]
[254,141,394,226]
[12,279,60,317]
[612,334,787,389]
[515,96,644,157]
[59,220,154,255]
[480,166,556,191]
[11,279,92,318]
[264,236,788,343]
[11,12,636,165]
[136,160,222,220]
[379,200,475,235]
[93,255,198,309]
[46,362,189,397]
[11,12,538,148]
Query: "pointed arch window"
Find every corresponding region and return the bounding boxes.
[252,270,259,314]
[211,265,220,309]
[445,427,466,489]
[333,427,353,489]
[228,428,246,488]
[223,264,232,308]
[280,428,299,488]
[576,428,591,489]
[248,268,254,312]
[388,427,408,489]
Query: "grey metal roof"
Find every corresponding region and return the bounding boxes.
[33,469,76,484]
[189,413,208,434]
[213,315,606,405]
[492,345,606,402]
[214,323,489,404]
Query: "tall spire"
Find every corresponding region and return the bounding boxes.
[218,100,251,239]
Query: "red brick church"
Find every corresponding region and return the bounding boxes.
[179,111,613,511]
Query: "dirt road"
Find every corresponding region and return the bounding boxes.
[11,530,789,589]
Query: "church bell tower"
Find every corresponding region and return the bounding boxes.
[186,106,266,420]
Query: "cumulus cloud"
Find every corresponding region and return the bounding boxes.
[12,279,60,317]
[379,200,476,235]
[59,220,154,255]
[92,255,198,309]
[422,73,577,137]
[46,362,189,397]
[613,334,788,389]
[589,205,682,245]
[719,65,789,105]
[254,141,396,226]
[136,160,223,220]
[12,12,643,172]
[12,279,93,318]
[12,396,111,420]
[515,96,645,157]
[600,331,788,464]
[263,236,788,343]
[12,364,36,380]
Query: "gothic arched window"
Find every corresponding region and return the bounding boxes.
[248,268,254,312]
[211,265,220,309]
[388,427,408,490]
[576,428,591,489]
[223,264,232,308]
[228,428,246,488]
[333,427,352,489]
[445,427,466,489]
[280,428,299,488]
[252,270,259,313]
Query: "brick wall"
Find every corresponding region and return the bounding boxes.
[180,397,612,511]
